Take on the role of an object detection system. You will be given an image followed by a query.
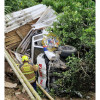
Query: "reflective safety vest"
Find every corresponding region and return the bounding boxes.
[20,63,36,83]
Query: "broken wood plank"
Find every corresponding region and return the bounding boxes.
[5,23,31,38]
[16,30,24,40]
[5,81,17,88]
[6,42,20,49]
[20,30,36,53]
[5,30,17,37]
[14,52,23,64]
[5,33,18,38]
[5,35,21,43]
[5,39,21,46]
[5,19,38,49]
[16,29,33,53]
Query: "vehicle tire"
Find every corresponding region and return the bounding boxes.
[58,45,77,58]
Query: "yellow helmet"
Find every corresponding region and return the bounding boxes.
[22,55,29,62]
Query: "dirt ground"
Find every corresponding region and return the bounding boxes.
[5,75,95,100]
[5,87,95,100]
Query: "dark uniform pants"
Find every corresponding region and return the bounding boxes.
[31,81,36,91]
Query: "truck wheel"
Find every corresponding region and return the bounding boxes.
[58,45,77,58]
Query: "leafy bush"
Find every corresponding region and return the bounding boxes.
[52,55,95,97]
[46,0,95,97]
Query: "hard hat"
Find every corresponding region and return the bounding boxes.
[22,55,29,62]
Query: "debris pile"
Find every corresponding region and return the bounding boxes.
[5,4,77,100]
[5,4,57,100]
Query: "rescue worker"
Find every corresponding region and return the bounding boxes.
[20,55,39,91]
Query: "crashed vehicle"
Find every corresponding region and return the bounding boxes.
[5,4,77,92]
[31,30,77,91]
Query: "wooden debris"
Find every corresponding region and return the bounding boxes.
[14,52,23,64]
[16,30,24,40]
[7,49,19,64]
[5,49,36,100]
[6,39,21,46]
[16,29,36,54]
[5,49,42,100]
[5,5,57,100]
[5,25,30,49]
[6,42,20,49]
[15,92,21,95]
[5,5,56,49]
[5,81,17,88]
[5,24,32,49]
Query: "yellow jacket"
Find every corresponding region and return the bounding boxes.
[20,62,38,83]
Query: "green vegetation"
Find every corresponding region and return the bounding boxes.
[47,0,95,97]
[5,0,95,98]
[5,0,38,14]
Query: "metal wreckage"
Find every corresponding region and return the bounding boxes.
[5,4,77,100]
